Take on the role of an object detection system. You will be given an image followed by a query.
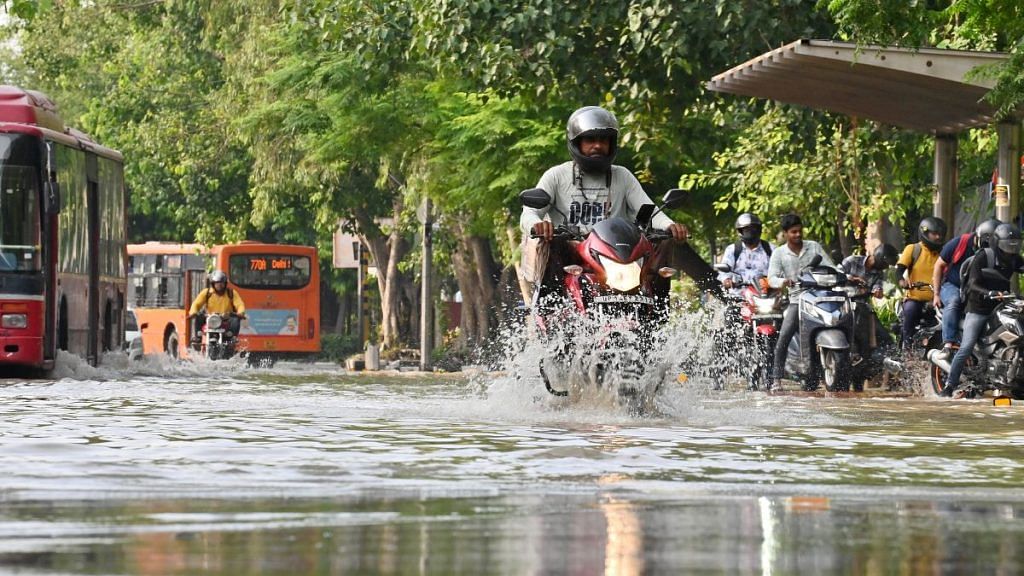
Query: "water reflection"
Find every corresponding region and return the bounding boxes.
[4,494,1024,574]
[2,360,1024,573]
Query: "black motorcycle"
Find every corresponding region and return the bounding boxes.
[927,294,1024,399]
[842,280,901,390]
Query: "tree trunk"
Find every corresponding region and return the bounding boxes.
[352,200,411,349]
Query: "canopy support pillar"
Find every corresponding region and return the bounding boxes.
[934,134,958,238]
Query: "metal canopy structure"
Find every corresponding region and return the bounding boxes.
[707,39,1008,135]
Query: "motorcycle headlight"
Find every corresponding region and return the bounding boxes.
[753,296,778,314]
[599,256,642,292]
[207,315,223,330]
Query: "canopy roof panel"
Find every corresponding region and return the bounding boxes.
[707,39,1008,134]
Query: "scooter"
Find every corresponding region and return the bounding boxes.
[781,255,855,391]
[521,187,684,409]
[714,266,787,391]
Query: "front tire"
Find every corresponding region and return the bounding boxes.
[928,362,948,396]
[821,349,851,392]
[165,330,180,360]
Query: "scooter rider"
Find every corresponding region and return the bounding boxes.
[718,213,774,293]
[520,106,688,301]
[188,270,247,348]
[932,218,1000,358]
[943,223,1024,397]
[766,213,836,389]
[841,243,899,351]
[895,216,946,350]
[841,243,898,300]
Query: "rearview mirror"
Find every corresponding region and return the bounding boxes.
[713,263,731,273]
[809,254,823,267]
[662,188,686,209]
[635,204,655,228]
[519,188,552,209]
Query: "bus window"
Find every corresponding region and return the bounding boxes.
[0,135,41,272]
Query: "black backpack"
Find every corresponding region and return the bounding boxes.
[959,247,996,300]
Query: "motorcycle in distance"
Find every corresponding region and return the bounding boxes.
[842,279,902,390]
[195,312,243,360]
[520,187,685,410]
[713,265,787,391]
[779,255,856,392]
[892,282,942,355]
[926,290,1024,399]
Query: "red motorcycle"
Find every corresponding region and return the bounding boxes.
[715,267,787,390]
[521,187,686,407]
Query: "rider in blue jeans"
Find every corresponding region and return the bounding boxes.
[932,219,1000,358]
[944,223,1024,397]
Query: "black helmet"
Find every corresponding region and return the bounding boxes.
[209,270,228,285]
[918,216,947,251]
[993,223,1022,258]
[735,213,762,244]
[566,106,619,173]
[975,218,1001,249]
[871,243,899,270]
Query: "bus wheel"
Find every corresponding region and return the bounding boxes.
[165,330,180,360]
[247,353,275,369]
[102,301,113,352]
[57,299,69,351]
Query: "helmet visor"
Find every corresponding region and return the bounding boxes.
[998,238,1022,254]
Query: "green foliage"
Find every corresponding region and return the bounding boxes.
[825,0,1024,115]
[683,104,935,246]
[319,333,362,362]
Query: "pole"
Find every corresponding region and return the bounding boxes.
[996,120,1021,224]
[356,242,365,348]
[933,134,957,236]
[420,198,434,371]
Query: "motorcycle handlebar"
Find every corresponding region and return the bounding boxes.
[646,230,673,242]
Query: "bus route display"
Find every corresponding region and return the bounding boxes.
[248,256,294,272]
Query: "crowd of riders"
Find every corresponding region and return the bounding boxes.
[520,104,1024,398]
[713,209,1024,396]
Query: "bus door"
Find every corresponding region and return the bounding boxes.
[41,142,59,364]
[185,269,206,337]
[86,153,99,365]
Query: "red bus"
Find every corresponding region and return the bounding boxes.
[0,86,126,370]
[128,242,320,363]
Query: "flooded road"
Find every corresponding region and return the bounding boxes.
[2,353,1024,574]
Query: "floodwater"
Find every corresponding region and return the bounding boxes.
[2,347,1024,575]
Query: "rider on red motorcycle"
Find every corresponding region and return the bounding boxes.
[718,213,774,294]
[520,106,687,303]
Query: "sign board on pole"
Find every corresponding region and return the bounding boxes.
[994,184,1010,207]
[333,230,361,269]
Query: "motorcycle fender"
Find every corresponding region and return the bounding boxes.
[755,324,777,337]
[814,329,849,350]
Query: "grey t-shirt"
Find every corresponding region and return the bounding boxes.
[520,161,675,235]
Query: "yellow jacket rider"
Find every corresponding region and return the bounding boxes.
[895,216,946,350]
[188,270,246,347]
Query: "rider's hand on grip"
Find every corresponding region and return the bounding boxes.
[531,221,554,242]
[987,290,1004,300]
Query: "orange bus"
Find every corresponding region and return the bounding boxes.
[127,241,320,363]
